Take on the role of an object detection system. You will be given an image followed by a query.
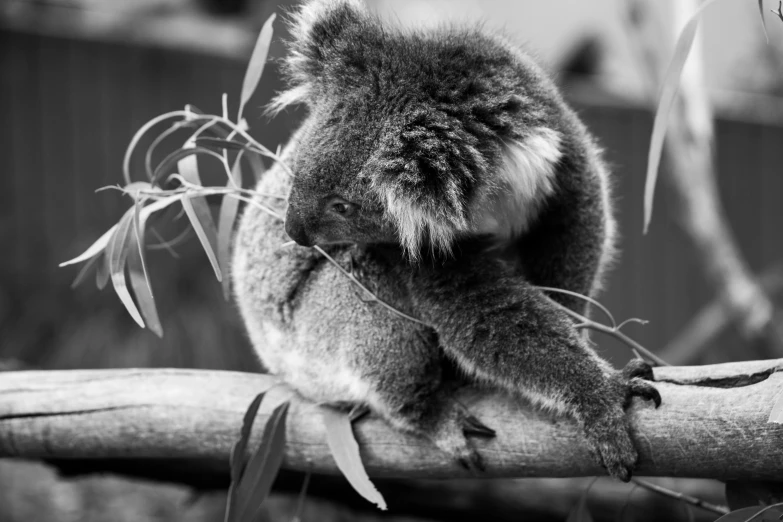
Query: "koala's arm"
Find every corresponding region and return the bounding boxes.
[407,254,658,479]
[410,255,612,411]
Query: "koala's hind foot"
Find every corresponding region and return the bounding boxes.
[424,399,495,473]
[382,391,495,474]
[582,361,661,482]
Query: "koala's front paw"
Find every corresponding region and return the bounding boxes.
[584,364,661,481]
[583,412,638,482]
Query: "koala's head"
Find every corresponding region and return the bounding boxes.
[276,0,564,260]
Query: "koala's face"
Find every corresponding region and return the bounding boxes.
[284,103,398,248]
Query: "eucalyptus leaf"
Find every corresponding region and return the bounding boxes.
[195,137,256,153]
[643,0,721,234]
[96,252,110,290]
[127,202,163,337]
[70,253,101,289]
[178,154,223,282]
[122,181,154,198]
[759,0,769,43]
[59,224,118,267]
[225,392,266,522]
[153,146,223,187]
[145,121,190,180]
[238,14,277,121]
[321,407,387,510]
[218,153,244,299]
[109,209,145,328]
[233,401,290,522]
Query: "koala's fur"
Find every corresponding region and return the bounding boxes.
[233,0,660,480]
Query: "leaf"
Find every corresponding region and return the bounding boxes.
[195,137,257,153]
[178,154,223,282]
[60,224,118,267]
[70,253,101,289]
[726,481,783,510]
[321,407,387,510]
[643,0,722,234]
[759,0,769,44]
[232,401,290,522]
[152,146,224,187]
[238,13,277,121]
[145,121,190,180]
[122,181,154,198]
[218,152,244,300]
[225,392,266,522]
[126,201,163,337]
[109,209,145,328]
[96,252,110,290]
[767,392,783,423]
[714,504,783,521]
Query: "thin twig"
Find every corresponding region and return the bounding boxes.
[772,1,783,22]
[547,298,669,366]
[313,246,429,326]
[538,286,617,327]
[632,478,728,515]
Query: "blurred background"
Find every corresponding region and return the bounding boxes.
[1,0,782,520]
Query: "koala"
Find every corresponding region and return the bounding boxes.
[232,0,660,481]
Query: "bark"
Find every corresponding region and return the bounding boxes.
[1,361,782,480]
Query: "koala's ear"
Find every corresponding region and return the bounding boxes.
[269,0,368,113]
[371,109,487,261]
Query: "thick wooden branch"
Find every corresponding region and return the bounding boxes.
[1,360,782,480]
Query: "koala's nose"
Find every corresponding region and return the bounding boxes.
[284,211,313,247]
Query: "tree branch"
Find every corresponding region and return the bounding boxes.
[0,363,782,480]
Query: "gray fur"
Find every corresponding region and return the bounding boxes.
[233,0,659,480]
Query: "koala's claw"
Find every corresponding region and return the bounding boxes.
[428,401,490,474]
[433,429,485,473]
[462,412,497,437]
[627,378,662,408]
[620,360,661,409]
[622,359,655,381]
[456,445,486,473]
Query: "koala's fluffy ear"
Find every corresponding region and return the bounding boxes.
[269,0,368,113]
[371,109,488,261]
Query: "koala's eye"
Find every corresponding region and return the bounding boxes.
[328,199,358,217]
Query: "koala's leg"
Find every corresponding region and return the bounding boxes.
[409,257,659,481]
[362,329,493,472]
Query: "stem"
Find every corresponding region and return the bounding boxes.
[538,286,617,327]
[549,298,670,366]
[631,479,729,515]
[313,246,429,327]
